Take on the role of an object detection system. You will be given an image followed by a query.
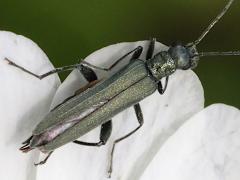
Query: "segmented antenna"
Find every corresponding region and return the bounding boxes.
[199,51,240,57]
[194,0,235,45]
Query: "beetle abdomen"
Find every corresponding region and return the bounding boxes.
[29,100,107,149]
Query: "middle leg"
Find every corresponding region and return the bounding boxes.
[74,54,112,147]
[73,120,112,147]
[108,103,144,177]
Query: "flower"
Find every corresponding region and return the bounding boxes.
[0,31,239,180]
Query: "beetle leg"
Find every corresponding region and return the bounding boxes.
[129,45,143,61]
[4,57,82,80]
[34,151,53,166]
[72,64,104,146]
[158,76,169,94]
[77,64,98,82]
[146,38,156,60]
[73,120,112,147]
[78,45,143,82]
[5,45,143,80]
[81,46,143,72]
[108,103,144,178]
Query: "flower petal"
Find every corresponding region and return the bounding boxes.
[36,41,204,180]
[0,31,60,180]
[140,104,240,180]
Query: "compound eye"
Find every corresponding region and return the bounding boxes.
[186,43,199,69]
[190,56,199,69]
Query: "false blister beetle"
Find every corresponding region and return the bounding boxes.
[4,0,240,177]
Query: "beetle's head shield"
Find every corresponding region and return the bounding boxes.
[146,51,177,81]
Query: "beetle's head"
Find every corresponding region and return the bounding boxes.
[168,42,199,70]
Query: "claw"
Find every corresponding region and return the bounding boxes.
[4,57,14,65]
[34,151,53,166]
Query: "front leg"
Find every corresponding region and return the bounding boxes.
[158,76,169,94]
[4,57,82,79]
[5,45,143,80]
[81,46,143,72]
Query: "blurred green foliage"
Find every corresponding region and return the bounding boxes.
[0,0,239,108]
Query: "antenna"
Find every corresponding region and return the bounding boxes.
[199,51,240,57]
[194,0,235,45]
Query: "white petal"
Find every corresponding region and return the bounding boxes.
[140,104,240,180]
[36,41,204,180]
[0,31,60,180]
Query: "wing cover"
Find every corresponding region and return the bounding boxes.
[34,60,157,151]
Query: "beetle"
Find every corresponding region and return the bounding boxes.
[4,0,240,177]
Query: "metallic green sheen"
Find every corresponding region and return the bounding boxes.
[146,52,177,80]
[34,60,157,151]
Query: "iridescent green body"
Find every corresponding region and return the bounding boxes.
[34,60,157,151]
[19,41,198,153]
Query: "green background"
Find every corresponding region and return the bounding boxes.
[0,0,239,108]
